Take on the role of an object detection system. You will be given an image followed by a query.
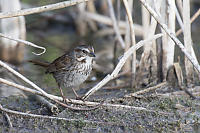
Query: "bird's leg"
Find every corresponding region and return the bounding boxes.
[72,88,79,98]
[59,86,67,103]
[72,88,83,100]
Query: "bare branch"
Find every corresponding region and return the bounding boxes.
[82,34,163,100]
[0,33,46,55]
[0,74,99,111]
[0,77,168,114]
[125,82,167,98]
[3,113,13,128]
[0,104,106,124]
[0,61,85,110]
[0,60,49,96]
[0,77,61,101]
[0,0,91,19]
[35,95,59,113]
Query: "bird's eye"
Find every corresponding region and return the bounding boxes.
[82,50,88,54]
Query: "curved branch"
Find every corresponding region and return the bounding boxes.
[82,34,163,100]
[0,0,90,19]
[0,33,46,55]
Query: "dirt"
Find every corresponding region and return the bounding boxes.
[1,85,200,132]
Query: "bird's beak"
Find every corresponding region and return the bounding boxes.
[89,52,96,57]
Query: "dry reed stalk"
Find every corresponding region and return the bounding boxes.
[122,0,137,87]
[0,61,51,98]
[183,0,199,84]
[76,2,87,36]
[139,0,200,73]
[0,0,91,19]
[176,0,183,17]
[0,61,84,110]
[161,0,176,80]
[123,0,133,73]
[83,34,163,100]
[175,3,184,32]
[0,0,26,64]
[0,34,163,110]
[107,0,125,48]
[86,1,97,31]
[160,0,168,81]
[176,9,200,36]
[142,1,150,40]
[135,0,152,86]
[0,77,167,113]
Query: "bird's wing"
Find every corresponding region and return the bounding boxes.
[46,54,73,73]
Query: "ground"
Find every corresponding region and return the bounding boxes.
[0,86,200,132]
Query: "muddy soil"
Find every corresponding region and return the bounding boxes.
[1,85,200,132]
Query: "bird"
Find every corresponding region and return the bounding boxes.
[30,45,95,101]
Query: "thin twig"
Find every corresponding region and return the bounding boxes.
[139,0,200,73]
[107,0,125,48]
[0,104,107,125]
[0,77,170,114]
[0,62,99,111]
[0,60,49,97]
[125,82,167,98]
[176,9,200,36]
[82,34,163,100]
[174,3,184,32]
[35,95,59,113]
[156,86,200,98]
[0,103,172,128]
[0,33,46,55]
[3,113,13,128]
[0,77,60,100]
[0,0,91,19]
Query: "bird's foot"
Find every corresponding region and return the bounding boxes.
[62,96,68,103]
[76,96,85,101]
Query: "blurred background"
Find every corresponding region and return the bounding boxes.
[0,0,200,98]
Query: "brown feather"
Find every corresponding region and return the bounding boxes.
[46,54,72,73]
[28,60,49,67]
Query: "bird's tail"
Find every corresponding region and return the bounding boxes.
[28,60,49,67]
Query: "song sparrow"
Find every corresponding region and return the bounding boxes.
[30,45,95,100]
